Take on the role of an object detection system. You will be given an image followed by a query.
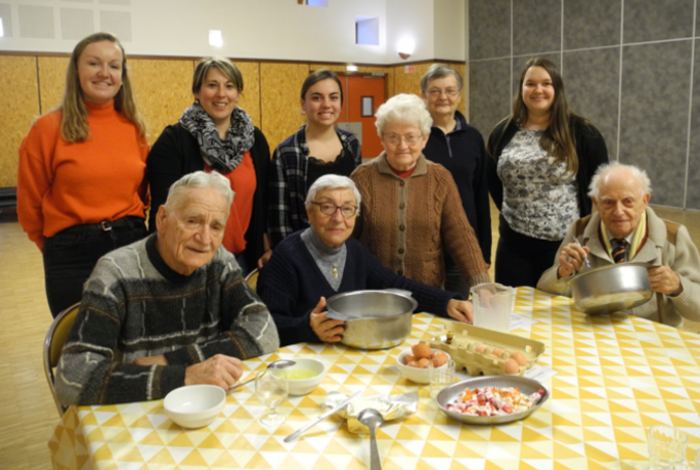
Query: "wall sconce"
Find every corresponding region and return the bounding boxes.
[397,37,415,60]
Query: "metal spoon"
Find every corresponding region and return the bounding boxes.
[573,236,592,270]
[358,408,384,470]
[227,359,295,393]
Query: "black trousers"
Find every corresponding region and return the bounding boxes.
[494,214,562,288]
[42,217,147,317]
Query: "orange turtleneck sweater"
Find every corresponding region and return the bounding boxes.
[17,101,149,250]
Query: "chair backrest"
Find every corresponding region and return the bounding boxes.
[43,303,80,415]
[245,267,259,293]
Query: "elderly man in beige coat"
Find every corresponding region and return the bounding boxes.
[537,162,700,327]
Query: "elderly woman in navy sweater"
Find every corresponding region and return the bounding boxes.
[257,174,474,347]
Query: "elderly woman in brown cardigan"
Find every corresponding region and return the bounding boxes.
[350,93,490,291]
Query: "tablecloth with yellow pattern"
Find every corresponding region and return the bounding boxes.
[49,287,700,470]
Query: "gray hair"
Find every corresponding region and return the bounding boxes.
[375,93,433,137]
[165,171,234,215]
[304,174,361,213]
[420,63,464,94]
[588,162,652,199]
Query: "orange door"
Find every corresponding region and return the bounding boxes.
[337,75,386,160]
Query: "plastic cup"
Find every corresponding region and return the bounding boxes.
[471,283,513,332]
[429,359,455,398]
[648,426,688,470]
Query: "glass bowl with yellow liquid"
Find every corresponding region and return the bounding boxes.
[285,358,327,395]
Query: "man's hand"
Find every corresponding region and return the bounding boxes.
[309,296,345,342]
[184,354,243,390]
[648,266,683,296]
[446,299,473,323]
[557,243,590,278]
[134,355,168,366]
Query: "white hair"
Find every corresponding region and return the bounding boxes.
[165,171,234,214]
[375,93,433,137]
[305,174,361,213]
[588,162,652,199]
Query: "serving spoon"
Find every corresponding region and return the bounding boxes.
[358,408,384,470]
[227,359,295,393]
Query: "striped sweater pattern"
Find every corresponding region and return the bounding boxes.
[55,234,279,405]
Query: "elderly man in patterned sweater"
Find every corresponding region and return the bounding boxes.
[56,171,279,406]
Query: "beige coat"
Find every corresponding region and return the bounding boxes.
[351,153,489,290]
[537,207,700,326]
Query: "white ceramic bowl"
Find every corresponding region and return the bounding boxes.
[164,384,226,429]
[285,358,326,395]
[396,348,451,384]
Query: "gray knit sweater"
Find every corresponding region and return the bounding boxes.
[55,234,279,406]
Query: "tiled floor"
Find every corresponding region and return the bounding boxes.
[1,203,699,469]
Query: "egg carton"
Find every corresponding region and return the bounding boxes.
[424,322,545,377]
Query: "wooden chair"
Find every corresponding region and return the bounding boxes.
[43,303,80,415]
[245,268,259,293]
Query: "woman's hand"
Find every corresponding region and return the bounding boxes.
[184,354,243,389]
[557,243,590,278]
[447,299,473,323]
[309,296,345,342]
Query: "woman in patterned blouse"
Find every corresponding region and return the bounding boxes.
[486,57,609,287]
[267,69,361,248]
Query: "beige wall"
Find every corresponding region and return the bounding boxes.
[1,55,468,188]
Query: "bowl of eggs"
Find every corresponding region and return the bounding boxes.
[396,343,451,384]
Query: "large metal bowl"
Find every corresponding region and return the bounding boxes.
[570,263,653,315]
[326,290,417,349]
[436,376,549,425]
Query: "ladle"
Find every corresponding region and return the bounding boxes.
[358,408,384,470]
[227,359,295,393]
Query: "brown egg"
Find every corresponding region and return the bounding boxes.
[417,358,430,368]
[509,351,527,366]
[412,343,431,359]
[407,360,419,368]
[430,350,447,360]
[489,348,504,358]
[474,343,489,354]
[404,354,417,365]
[431,355,448,367]
[504,358,520,375]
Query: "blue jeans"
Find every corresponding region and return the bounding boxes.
[42,217,147,317]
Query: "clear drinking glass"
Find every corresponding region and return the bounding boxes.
[429,359,455,398]
[648,425,688,470]
[255,368,288,426]
[695,447,699,470]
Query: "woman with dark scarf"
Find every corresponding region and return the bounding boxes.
[147,57,270,274]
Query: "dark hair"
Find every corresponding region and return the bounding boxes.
[301,69,343,105]
[513,57,581,174]
[192,57,244,95]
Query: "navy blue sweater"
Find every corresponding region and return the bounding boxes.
[258,231,462,346]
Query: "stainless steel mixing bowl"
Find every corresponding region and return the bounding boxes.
[570,263,653,315]
[326,290,417,349]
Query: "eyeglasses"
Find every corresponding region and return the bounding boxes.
[382,134,423,146]
[311,202,358,218]
[427,88,460,98]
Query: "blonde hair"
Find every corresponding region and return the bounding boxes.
[59,32,146,143]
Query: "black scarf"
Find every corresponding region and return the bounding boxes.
[179,102,255,173]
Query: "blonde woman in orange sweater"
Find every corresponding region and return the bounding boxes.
[17,32,149,317]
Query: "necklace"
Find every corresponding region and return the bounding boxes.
[333,265,338,278]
